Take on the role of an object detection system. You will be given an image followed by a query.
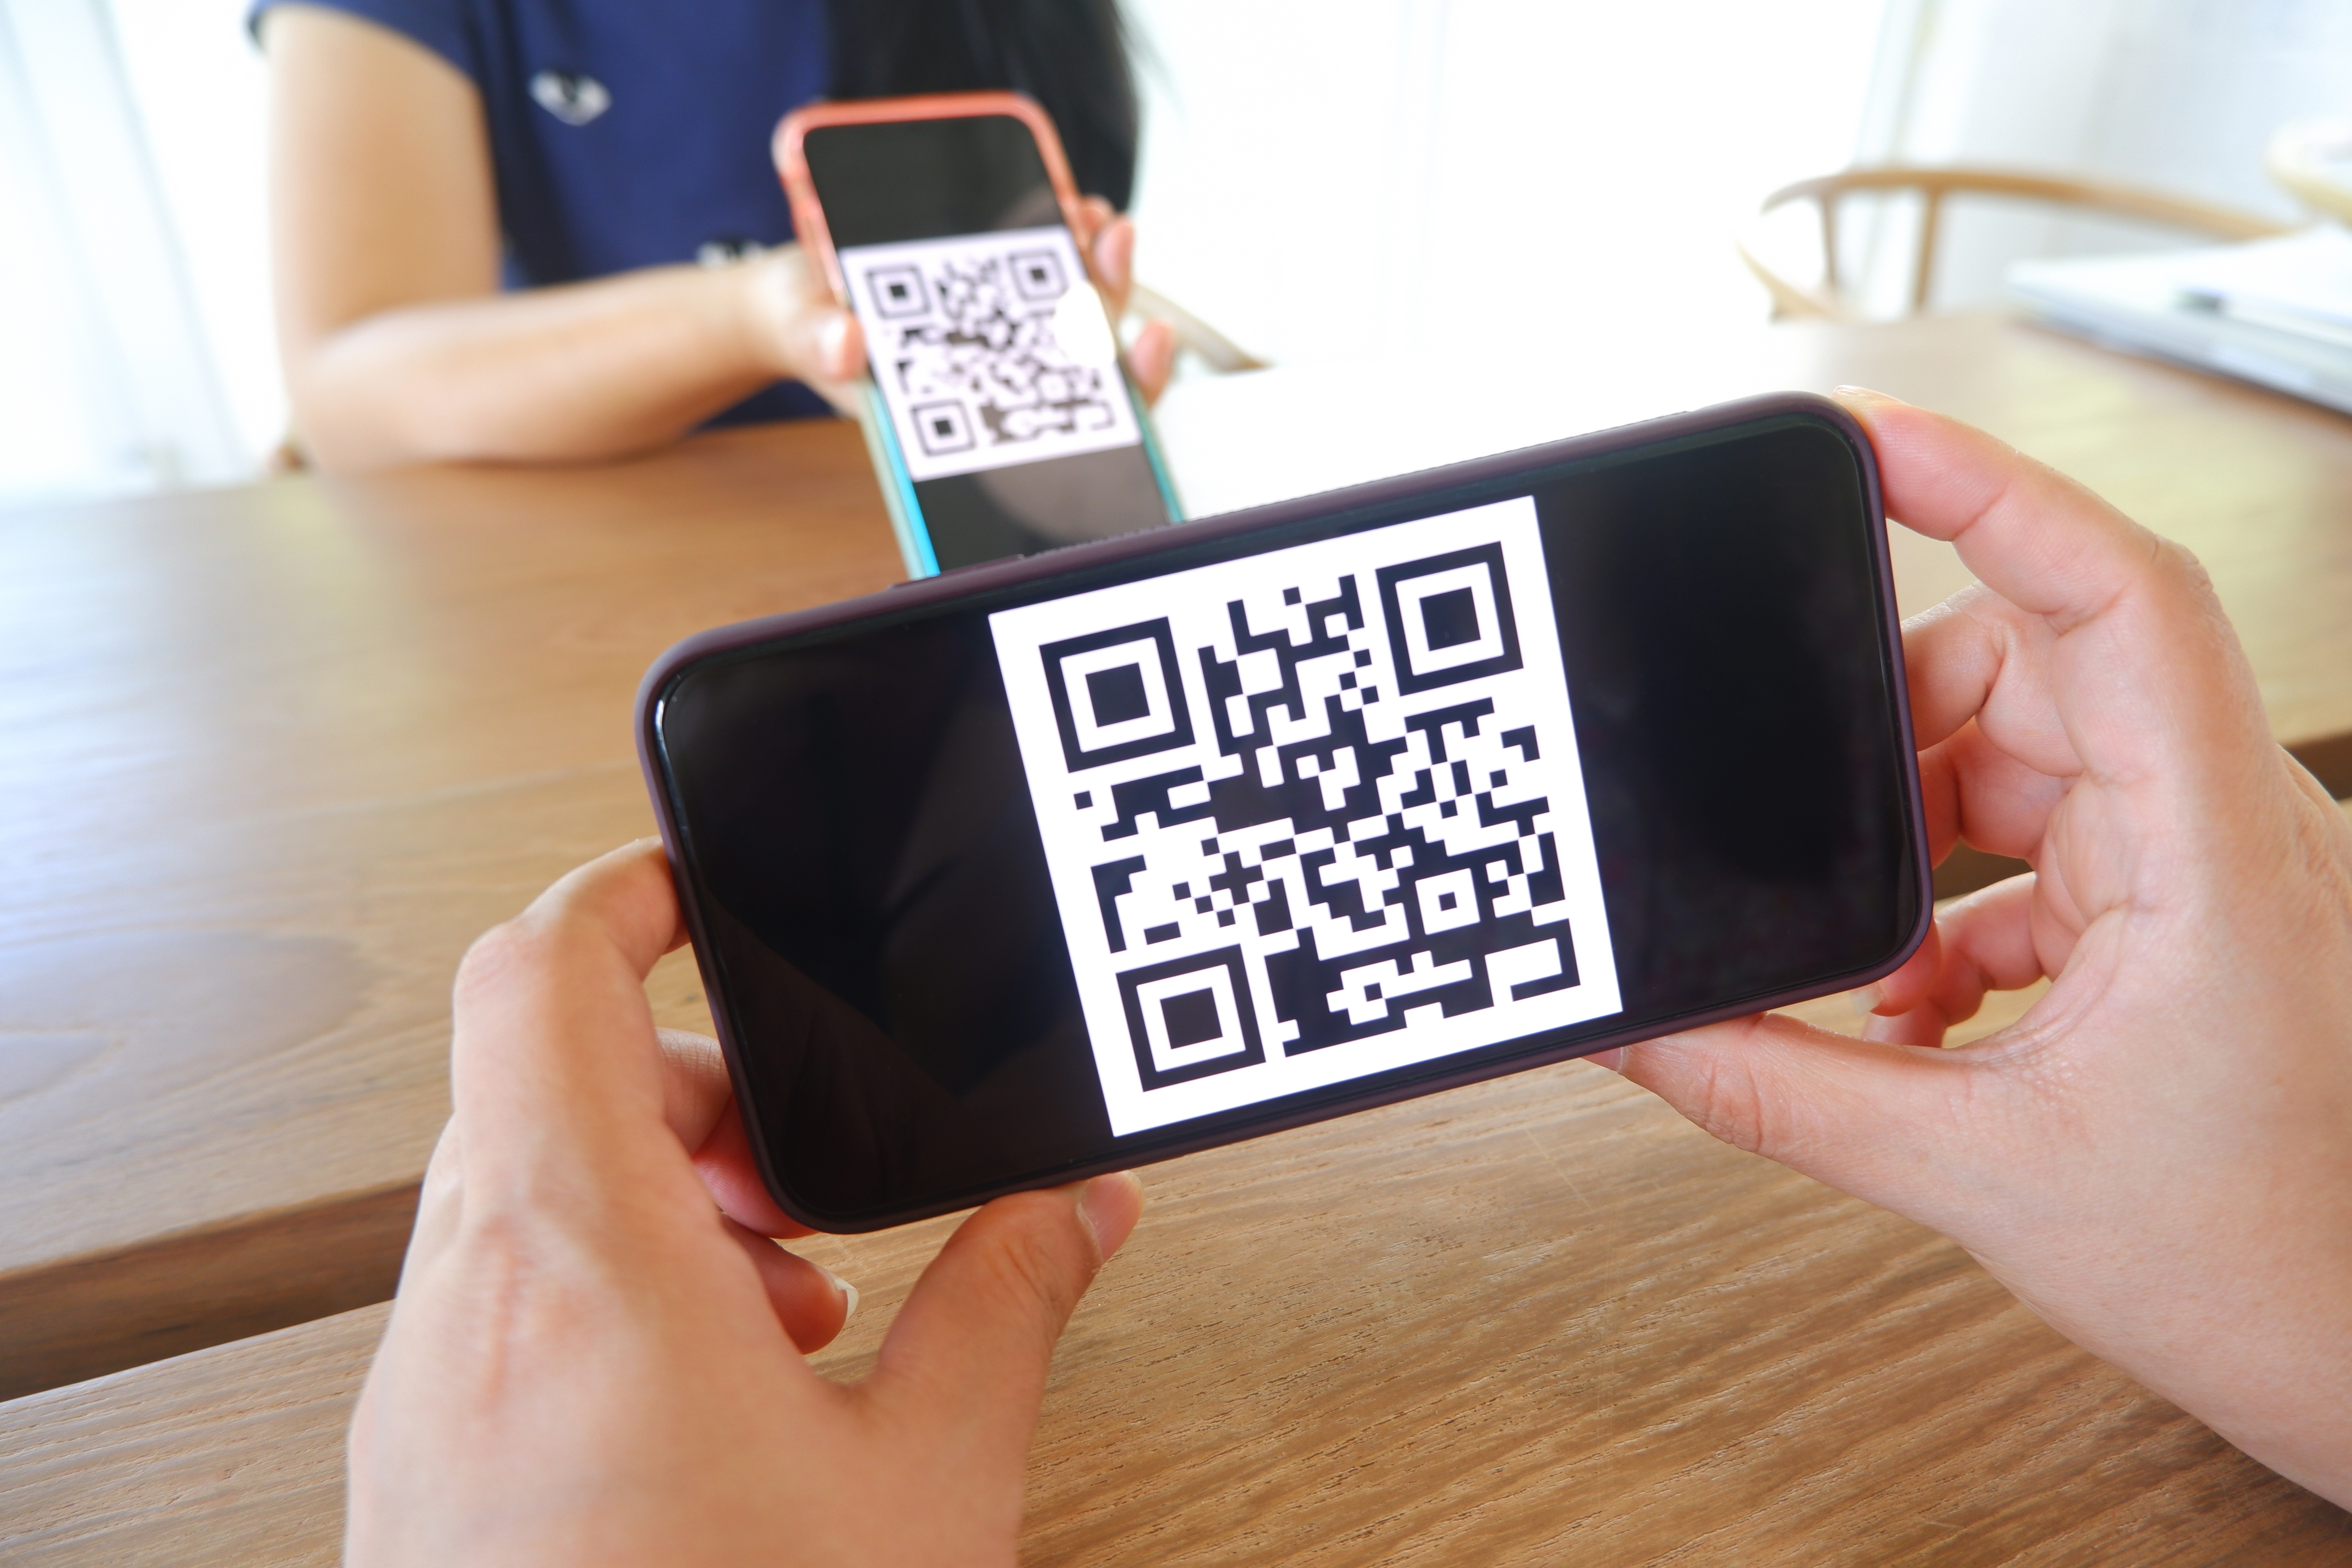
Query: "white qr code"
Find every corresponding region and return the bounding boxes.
[991,495,1622,1136]
[840,225,1142,483]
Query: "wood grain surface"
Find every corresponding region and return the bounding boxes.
[2,311,2349,1425]
[0,1304,381,1568]
[0,419,898,1395]
[4,905,2347,1566]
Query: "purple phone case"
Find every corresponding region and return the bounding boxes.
[636,392,1933,1231]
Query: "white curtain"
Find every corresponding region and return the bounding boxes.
[0,0,271,505]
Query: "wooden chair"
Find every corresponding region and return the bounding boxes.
[1738,166,2290,321]
[2266,118,2352,225]
[1129,281,1270,373]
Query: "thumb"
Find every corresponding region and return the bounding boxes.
[753,248,865,385]
[869,1174,1142,1458]
[1612,1013,1976,1211]
[782,305,862,386]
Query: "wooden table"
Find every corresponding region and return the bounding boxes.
[0,427,899,1396]
[4,314,2350,1563]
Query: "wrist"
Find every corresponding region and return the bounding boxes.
[728,251,801,380]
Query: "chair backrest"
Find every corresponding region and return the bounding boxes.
[2266,119,2352,225]
[1739,165,2290,321]
[1128,282,1270,374]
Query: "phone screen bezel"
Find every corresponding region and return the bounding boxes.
[775,91,1089,304]
[640,394,1933,1231]
[773,93,1180,575]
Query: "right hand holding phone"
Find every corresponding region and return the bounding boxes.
[1070,195,1177,403]
[1605,390,2352,1506]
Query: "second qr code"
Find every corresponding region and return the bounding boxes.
[991,496,1623,1136]
[839,225,1143,483]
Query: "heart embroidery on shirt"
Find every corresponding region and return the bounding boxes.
[530,70,611,126]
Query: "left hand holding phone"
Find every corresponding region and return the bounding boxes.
[346,840,1145,1568]
[750,200,1176,418]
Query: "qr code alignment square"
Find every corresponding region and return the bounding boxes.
[992,496,1622,1136]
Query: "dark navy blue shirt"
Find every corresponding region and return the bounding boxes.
[253,0,835,423]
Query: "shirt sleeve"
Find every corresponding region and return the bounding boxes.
[247,0,480,88]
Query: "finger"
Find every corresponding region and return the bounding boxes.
[1125,318,1176,405]
[1836,389,2265,794]
[658,1028,731,1150]
[761,248,866,387]
[869,1174,1142,1456]
[723,1217,856,1353]
[1864,874,2047,1047]
[1837,389,2158,626]
[1901,592,2067,774]
[691,1089,817,1240]
[1089,212,1134,315]
[1618,1014,1971,1211]
[1072,194,1115,254]
[785,306,862,387]
[446,840,698,1214]
[1856,916,1942,1020]
[1918,719,2075,863]
[656,1028,815,1236]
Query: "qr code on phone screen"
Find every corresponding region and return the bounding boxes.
[839,225,1142,483]
[991,496,1622,1136]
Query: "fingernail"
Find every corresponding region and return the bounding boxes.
[817,313,853,367]
[1077,1171,1143,1259]
[1589,1047,1626,1074]
[817,1260,859,1323]
[1849,983,1884,1016]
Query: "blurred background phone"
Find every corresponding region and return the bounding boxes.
[777,92,1181,577]
[639,397,1931,1231]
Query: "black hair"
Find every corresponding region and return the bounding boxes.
[826,0,1142,210]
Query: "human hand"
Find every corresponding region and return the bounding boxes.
[347,841,1145,1566]
[744,244,868,415]
[752,212,1174,411]
[1071,195,1178,403]
[1604,391,2352,1505]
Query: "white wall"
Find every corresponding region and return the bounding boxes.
[0,0,276,505]
[1123,0,1891,369]
[1853,0,2352,312]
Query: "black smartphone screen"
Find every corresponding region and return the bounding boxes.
[648,409,1926,1229]
[802,115,1177,571]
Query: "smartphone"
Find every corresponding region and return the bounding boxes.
[775,92,1181,577]
[639,396,1931,1232]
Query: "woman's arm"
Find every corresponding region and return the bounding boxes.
[263,5,861,472]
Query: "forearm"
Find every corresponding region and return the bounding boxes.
[287,258,797,472]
